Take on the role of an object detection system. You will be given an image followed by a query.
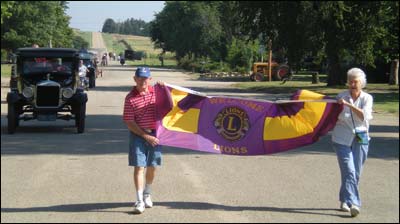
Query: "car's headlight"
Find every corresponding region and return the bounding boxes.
[62,88,74,99]
[22,87,34,98]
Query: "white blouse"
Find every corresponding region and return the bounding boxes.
[331,90,373,146]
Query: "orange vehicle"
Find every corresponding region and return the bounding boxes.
[249,62,291,81]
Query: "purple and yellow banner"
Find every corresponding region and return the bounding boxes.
[155,84,342,156]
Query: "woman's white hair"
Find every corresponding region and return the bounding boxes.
[347,67,367,88]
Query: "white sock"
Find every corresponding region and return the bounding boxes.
[136,190,144,202]
[144,184,152,195]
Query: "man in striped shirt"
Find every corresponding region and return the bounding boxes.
[123,67,162,214]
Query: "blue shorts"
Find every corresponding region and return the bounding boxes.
[128,131,162,167]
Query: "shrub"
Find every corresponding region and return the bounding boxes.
[1,49,8,61]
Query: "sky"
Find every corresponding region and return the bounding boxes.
[66,1,165,32]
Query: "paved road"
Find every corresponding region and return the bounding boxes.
[92,32,107,50]
[88,31,108,63]
[1,62,398,222]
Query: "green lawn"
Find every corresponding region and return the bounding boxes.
[102,33,176,60]
[101,33,123,54]
[102,33,158,56]
[1,64,12,77]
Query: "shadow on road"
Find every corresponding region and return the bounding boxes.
[1,114,398,160]
[0,201,350,218]
[0,202,132,213]
[101,65,179,73]
[101,68,136,72]
[370,124,399,133]
[157,201,350,218]
[89,85,132,92]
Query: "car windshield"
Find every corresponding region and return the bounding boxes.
[82,59,93,67]
[22,57,73,76]
[79,52,92,59]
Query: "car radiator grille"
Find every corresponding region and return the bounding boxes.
[36,86,60,107]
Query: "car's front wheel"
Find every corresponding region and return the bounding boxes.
[7,102,17,134]
[88,70,96,88]
[75,103,86,133]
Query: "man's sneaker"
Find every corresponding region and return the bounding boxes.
[350,205,360,217]
[340,202,350,212]
[143,194,153,208]
[133,201,145,214]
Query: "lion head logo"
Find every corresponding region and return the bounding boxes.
[214,107,250,142]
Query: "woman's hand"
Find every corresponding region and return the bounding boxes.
[337,98,351,107]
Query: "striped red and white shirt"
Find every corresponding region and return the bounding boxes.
[123,85,156,129]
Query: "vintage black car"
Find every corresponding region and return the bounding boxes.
[6,48,88,134]
[78,49,96,88]
[124,49,144,61]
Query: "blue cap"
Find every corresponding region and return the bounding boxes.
[135,67,151,78]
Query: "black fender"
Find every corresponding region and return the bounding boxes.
[76,91,88,104]
[70,90,88,114]
[71,90,88,103]
[6,91,21,104]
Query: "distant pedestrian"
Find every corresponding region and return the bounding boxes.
[159,54,164,67]
[78,60,89,90]
[101,53,107,66]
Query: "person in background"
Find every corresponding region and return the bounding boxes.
[331,67,373,217]
[78,60,89,90]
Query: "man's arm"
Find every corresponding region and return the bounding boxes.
[124,120,159,147]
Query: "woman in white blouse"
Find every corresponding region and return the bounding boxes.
[331,67,373,217]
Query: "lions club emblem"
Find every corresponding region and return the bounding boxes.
[214,107,250,141]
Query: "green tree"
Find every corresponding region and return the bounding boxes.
[226,37,258,72]
[238,1,399,85]
[1,1,73,51]
[1,1,15,25]
[215,1,241,61]
[72,35,89,49]
[51,1,73,48]
[102,18,117,33]
[102,17,150,36]
[149,1,222,61]
[316,1,399,85]
[149,18,167,53]
[238,2,323,70]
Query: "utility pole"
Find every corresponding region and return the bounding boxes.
[389,59,399,85]
[268,40,272,82]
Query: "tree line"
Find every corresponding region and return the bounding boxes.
[102,18,150,36]
[149,1,399,85]
[1,1,89,59]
